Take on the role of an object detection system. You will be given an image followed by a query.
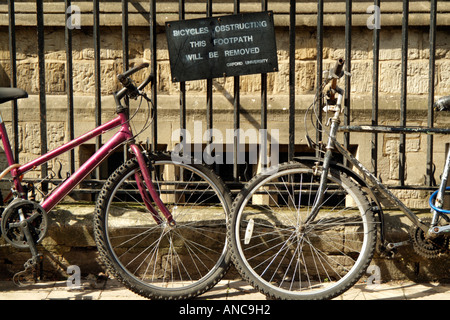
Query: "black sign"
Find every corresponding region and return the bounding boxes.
[165,11,278,82]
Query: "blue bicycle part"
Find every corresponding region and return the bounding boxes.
[429,187,450,214]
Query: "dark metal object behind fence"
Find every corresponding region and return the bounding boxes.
[5,0,447,194]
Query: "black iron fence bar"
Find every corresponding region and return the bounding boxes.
[179,0,187,155]
[372,0,380,177]
[399,0,409,186]
[343,0,351,168]
[37,0,48,192]
[233,0,240,181]
[94,0,101,179]
[122,0,130,162]
[206,0,213,146]
[261,0,268,170]
[122,0,130,83]
[150,0,157,152]
[7,0,18,163]
[427,0,438,186]
[315,0,324,158]
[122,0,130,113]
[288,0,295,161]
[65,0,75,175]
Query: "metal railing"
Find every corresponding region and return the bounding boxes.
[4,0,448,195]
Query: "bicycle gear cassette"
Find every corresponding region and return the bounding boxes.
[409,218,449,259]
[1,199,48,249]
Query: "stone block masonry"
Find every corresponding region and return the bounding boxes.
[0,204,448,283]
[0,2,448,201]
[0,2,449,202]
[0,0,449,283]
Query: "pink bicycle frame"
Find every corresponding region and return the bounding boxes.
[0,112,174,224]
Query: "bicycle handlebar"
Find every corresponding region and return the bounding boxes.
[138,74,154,91]
[115,63,153,102]
[117,63,149,84]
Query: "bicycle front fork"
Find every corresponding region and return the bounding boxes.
[305,106,342,224]
[129,145,176,227]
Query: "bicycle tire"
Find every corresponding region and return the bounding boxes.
[94,152,232,299]
[228,162,377,300]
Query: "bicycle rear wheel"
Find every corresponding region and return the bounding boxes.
[94,152,231,299]
[228,162,377,300]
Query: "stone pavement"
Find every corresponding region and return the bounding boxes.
[0,278,448,301]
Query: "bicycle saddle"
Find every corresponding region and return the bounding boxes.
[0,88,28,104]
[434,95,450,112]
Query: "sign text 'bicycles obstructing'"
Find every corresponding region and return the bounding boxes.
[166,11,278,82]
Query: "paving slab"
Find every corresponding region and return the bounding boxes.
[0,279,447,301]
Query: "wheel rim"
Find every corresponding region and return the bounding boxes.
[233,168,373,298]
[104,160,229,291]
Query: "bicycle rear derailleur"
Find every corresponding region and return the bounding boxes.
[1,199,48,285]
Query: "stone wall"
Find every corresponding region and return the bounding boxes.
[1,204,448,283]
[0,1,449,206]
[0,0,449,284]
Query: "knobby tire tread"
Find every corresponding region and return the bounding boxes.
[94,152,232,300]
[227,161,377,300]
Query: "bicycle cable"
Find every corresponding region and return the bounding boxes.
[304,67,351,156]
[130,93,154,141]
[119,92,154,148]
[304,80,328,154]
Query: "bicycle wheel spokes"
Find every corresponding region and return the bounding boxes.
[231,164,377,299]
[95,154,231,299]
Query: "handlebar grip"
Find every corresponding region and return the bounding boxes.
[117,63,149,84]
[331,58,345,79]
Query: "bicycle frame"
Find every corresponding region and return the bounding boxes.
[0,108,173,224]
[309,92,449,236]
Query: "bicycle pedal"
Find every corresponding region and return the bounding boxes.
[13,254,42,287]
[380,249,396,259]
[380,240,410,259]
[13,269,37,287]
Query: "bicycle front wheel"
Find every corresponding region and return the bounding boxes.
[228,162,377,300]
[94,152,232,299]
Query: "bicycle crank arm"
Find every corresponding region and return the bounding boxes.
[386,240,411,251]
[9,210,44,286]
[427,224,450,237]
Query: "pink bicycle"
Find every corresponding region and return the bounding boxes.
[0,63,232,299]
